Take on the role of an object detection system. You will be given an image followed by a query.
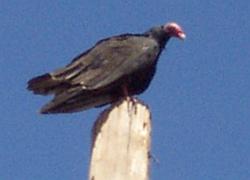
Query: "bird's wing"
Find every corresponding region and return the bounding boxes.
[52,35,160,90]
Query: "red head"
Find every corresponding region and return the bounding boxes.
[164,22,186,40]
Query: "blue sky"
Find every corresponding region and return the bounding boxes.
[1,0,250,179]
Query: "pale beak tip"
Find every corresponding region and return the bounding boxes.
[179,33,186,40]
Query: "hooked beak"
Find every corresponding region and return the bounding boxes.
[177,32,186,40]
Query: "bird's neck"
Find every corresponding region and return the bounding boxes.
[156,36,170,50]
[147,31,170,50]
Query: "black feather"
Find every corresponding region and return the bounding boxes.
[27,23,180,114]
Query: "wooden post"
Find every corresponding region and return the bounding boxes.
[89,99,151,180]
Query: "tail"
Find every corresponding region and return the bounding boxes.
[27,73,69,95]
[40,90,115,114]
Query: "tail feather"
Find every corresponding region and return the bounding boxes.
[40,91,114,114]
[28,72,119,113]
[27,73,68,95]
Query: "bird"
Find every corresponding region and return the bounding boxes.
[27,22,186,114]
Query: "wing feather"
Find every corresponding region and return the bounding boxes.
[67,35,160,89]
[28,34,160,95]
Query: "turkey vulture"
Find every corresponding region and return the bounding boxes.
[27,22,185,114]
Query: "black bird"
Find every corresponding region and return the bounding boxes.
[27,22,185,114]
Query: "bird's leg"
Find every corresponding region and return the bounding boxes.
[121,84,138,104]
[122,84,138,106]
[122,84,130,101]
[122,84,134,113]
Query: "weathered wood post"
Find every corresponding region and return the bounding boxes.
[89,99,151,180]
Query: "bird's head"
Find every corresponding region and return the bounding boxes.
[163,22,186,40]
[145,22,186,49]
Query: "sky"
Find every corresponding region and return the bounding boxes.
[1,0,250,179]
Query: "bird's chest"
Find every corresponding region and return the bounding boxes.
[125,63,157,95]
[131,41,160,71]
